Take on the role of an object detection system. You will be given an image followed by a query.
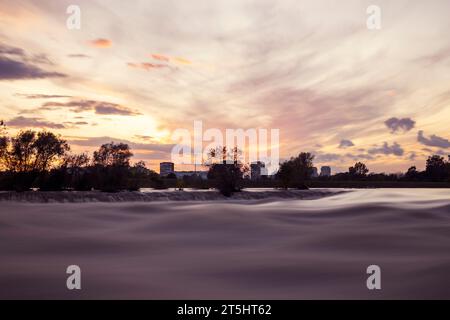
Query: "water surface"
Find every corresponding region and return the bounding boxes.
[0,188,449,299]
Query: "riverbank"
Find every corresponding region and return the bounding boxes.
[0,188,344,203]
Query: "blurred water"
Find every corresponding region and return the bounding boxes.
[0,188,449,299]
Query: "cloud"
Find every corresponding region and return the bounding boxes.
[435,150,448,156]
[417,130,450,148]
[95,104,139,116]
[42,99,141,116]
[134,135,156,142]
[173,57,191,65]
[0,43,65,80]
[314,153,341,163]
[338,139,354,149]
[0,43,25,56]
[345,153,374,161]
[68,136,175,154]
[67,54,91,59]
[250,84,397,152]
[133,151,171,160]
[30,53,53,65]
[0,56,66,80]
[408,152,417,161]
[127,62,170,71]
[128,53,192,73]
[6,116,65,129]
[148,53,191,66]
[88,38,112,48]
[151,54,170,62]
[368,142,404,156]
[15,93,72,99]
[384,117,415,133]
[66,121,88,125]
[314,150,376,164]
[1,43,53,64]
[62,121,90,128]
[417,47,450,65]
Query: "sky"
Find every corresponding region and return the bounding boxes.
[1,0,450,173]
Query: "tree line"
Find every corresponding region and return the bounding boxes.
[0,127,449,195]
[0,128,160,192]
[315,157,450,182]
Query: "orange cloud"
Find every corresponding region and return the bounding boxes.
[88,38,112,48]
[151,54,170,62]
[127,62,169,71]
[149,53,192,65]
[173,57,191,65]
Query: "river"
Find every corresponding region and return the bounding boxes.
[0,188,449,299]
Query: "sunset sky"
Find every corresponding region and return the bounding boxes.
[1,0,450,173]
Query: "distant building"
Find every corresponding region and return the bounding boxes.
[311,167,319,178]
[174,171,208,180]
[160,162,174,177]
[250,161,265,180]
[320,166,331,177]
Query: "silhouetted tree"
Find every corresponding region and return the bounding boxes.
[0,130,69,172]
[276,152,314,189]
[276,160,294,188]
[207,163,247,196]
[33,132,70,172]
[0,130,69,191]
[182,173,208,189]
[92,142,133,192]
[405,166,419,181]
[349,162,369,178]
[93,142,133,167]
[205,146,248,196]
[425,155,448,181]
[166,172,177,179]
[128,161,159,191]
[63,153,92,191]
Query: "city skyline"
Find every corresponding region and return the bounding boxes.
[1,0,450,173]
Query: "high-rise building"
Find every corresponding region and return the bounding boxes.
[320,166,331,177]
[159,162,174,177]
[311,167,319,178]
[250,161,265,180]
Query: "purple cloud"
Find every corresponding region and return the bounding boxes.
[67,54,91,59]
[338,139,354,149]
[368,142,404,156]
[68,136,174,154]
[42,100,141,116]
[0,56,66,80]
[314,153,341,163]
[0,43,25,56]
[0,43,65,80]
[15,93,72,99]
[384,117,415,133]
[417,131,450,149]
[7,116,65,129]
